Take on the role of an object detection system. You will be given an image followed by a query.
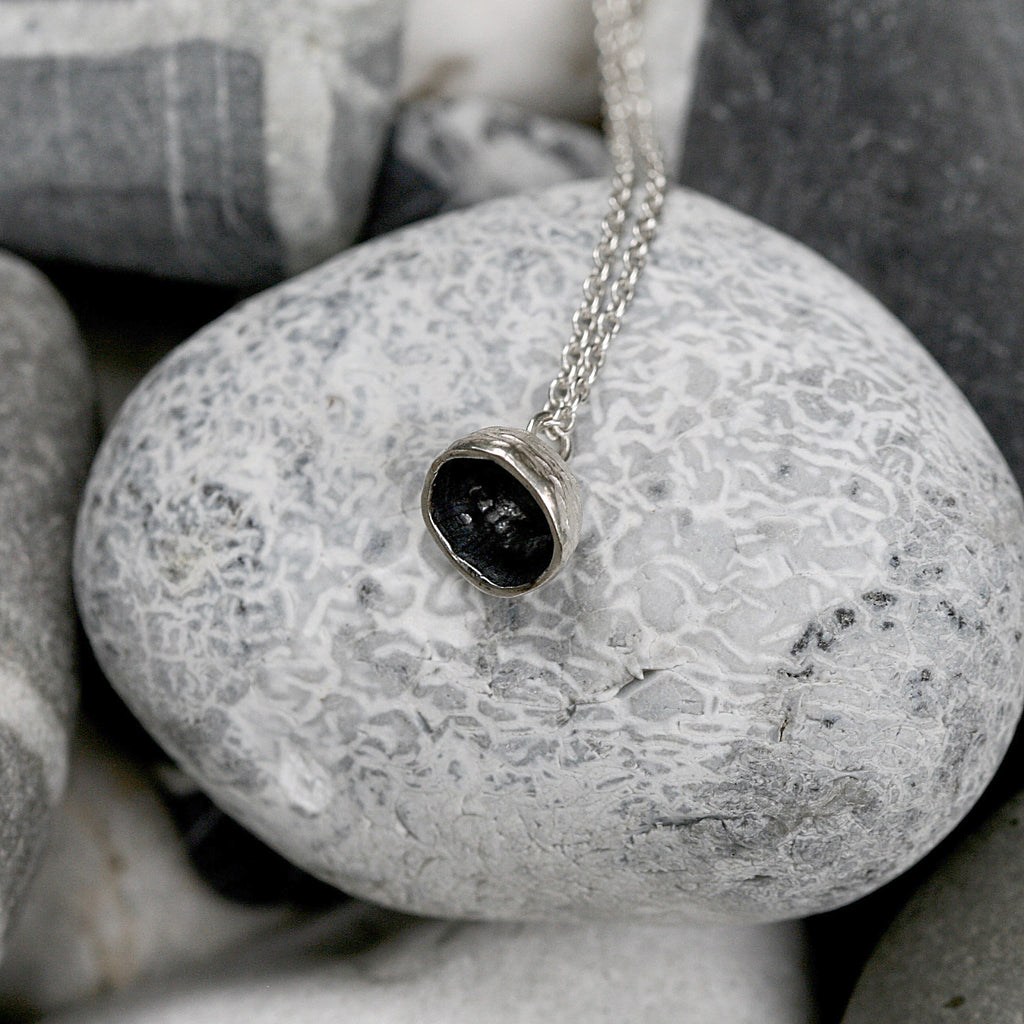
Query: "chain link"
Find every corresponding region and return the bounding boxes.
[528,0,667,460]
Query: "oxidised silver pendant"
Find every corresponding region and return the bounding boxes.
[421,426,583,596]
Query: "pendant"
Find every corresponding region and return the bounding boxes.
[421,426,583,596]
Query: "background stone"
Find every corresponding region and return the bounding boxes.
[0,0,404,286]
[400,0,708,171]
[47,916,815,1024]
[842,786,1024,1023]
[0,724,315,1017]
[74,181,1024,923]
[678,0,1024,489]
[644,0,710,176]
[360,96,608,239]
[400,0,601,122]
[0,251,93,956]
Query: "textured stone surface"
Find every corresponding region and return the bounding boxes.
[75,180,1024,922]
[0,725,306,1017]
[0,251,93,953]
[360,96,608,238]
[48,917,814,1024]
[0,0,403,285]
[842,786,1024,1023]
[678,0,1024,489]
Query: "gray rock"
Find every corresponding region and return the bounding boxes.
[46,916,814,1024]
[0,724,308,1016]
[842,787,1024,1023]
[0,251,93,954]
[74,180,1024,922]
[677,0,1024,490]
[360,97,609,238]
[0,0,404,286]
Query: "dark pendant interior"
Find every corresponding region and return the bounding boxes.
[429,457,555,589]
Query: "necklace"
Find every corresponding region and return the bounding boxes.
[421,0,666,596]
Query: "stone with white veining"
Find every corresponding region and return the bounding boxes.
[0,251,93,954]
[0,725,306,1016]
[0,0,403,285]
[74,180,1024,922]
[46,917,814,1024]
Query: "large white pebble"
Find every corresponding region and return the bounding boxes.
[46,917,814,1024]
[74,180,1024,922]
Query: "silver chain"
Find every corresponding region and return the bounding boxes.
[527,0,667,461]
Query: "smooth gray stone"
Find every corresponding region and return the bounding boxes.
[842,787,1024,1023]
[0,0,404,286]
[74,180,1024,923]
[45,917,814,1024]
[0,251,93,954]
[678,0,1024,491]
[361,97,609,238]
[0,724,309,1017]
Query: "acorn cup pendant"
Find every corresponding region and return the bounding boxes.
[421,0,666,596]
[422,427,583,596]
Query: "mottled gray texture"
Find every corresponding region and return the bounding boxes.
[842,787,1024,1023]
[75,180,1024,922]
[47,916,814,1024]
[0,725,304,1017]
[0,0,404,285]
[360,96,609,238]
[0,251,93,952]
[678,0,1024,491]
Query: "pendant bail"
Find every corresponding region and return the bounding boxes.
[527,411,574,461]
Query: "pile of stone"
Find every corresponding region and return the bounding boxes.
[2,3,1024,1022]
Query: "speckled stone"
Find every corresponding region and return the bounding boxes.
[0,252,93,953]
[0,0,403,286]
[0,725,307,1017]
[842,786,1024,1023]
[75,180,1024,922]
[359,97,609,238]
[678,0,1024,489]
[46,917,814,1024]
